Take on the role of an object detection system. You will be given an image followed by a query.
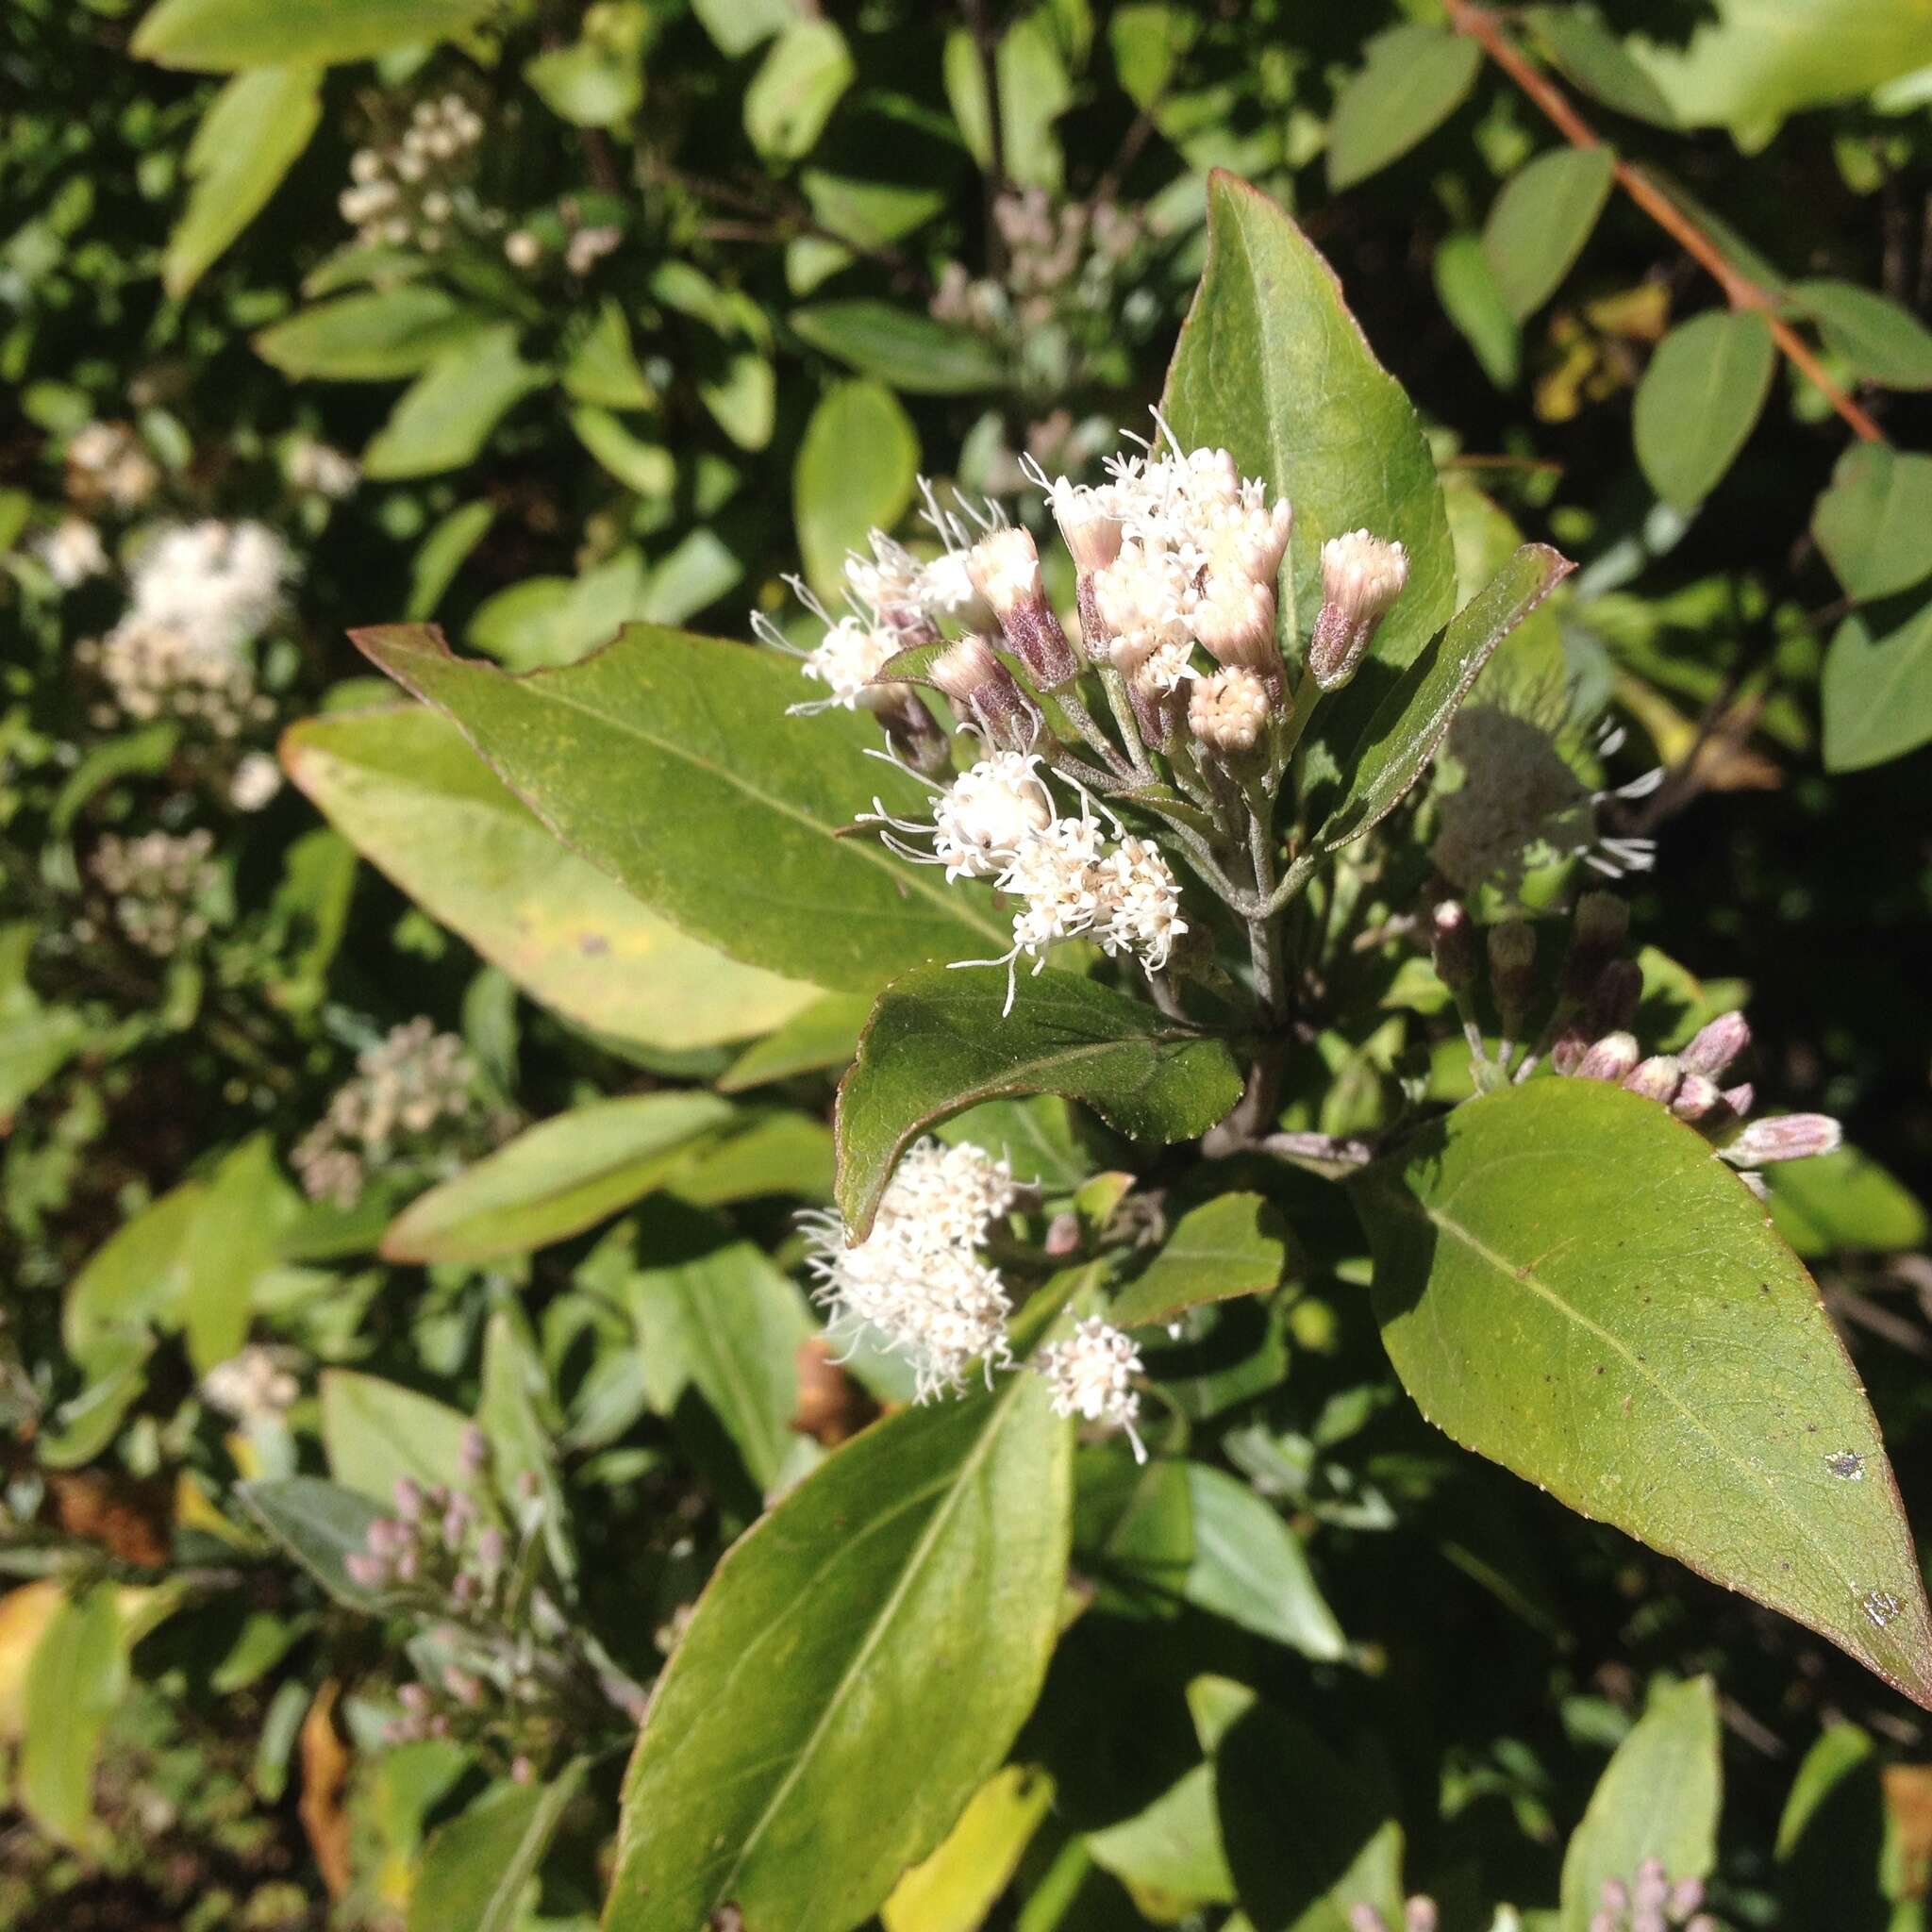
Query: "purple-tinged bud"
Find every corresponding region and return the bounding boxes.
[1404,1901,1439,1932]
[1671,1074,1724,1124]
[1600,1877,1630,1913]
[515,1470,541,1503]
[345,1552,389,1590]
[1043,1210,1081,1257]
[459,1424,491,1477]
[966,527,1080,689]
[1588,1916,1615,1932]
[1722,1081,1755,1117]
[399,1682,431,1715]
[1195,577,1284,686]
[1623,1055,1682,1105]
[877,691,952,776]
[1632,1912,1664,1932]
[395,1547,422,1584]
[1307,530,1407,691]
[1431,901,1476,995]
[1680,1010,1750,1082]
[1633,1858,1667,1910]
[1587,958,1643,1037]
[510,1755,535,1785]
[1722,1113,1841,1168]
[1487,921,1536,1028]
[366,1517,405,1557]
[1550,1026,1591,1075]
[1685,1918,1719,1932]
[392,1476,424,1521]
[1667,1878,1705,1918]
[442,1497,475,1551]
[476,1526,508,1572]
[1346,1907,1389,1932]
[929,635,1041,753]
[428,1713,452,1740]
[443,1666,485,1707]
[1576,1031,1640,1083]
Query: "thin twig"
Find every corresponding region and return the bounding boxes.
[1442,0,1886,444]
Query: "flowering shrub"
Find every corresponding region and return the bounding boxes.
[6,2,1932,1930]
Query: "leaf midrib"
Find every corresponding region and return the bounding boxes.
[447,651,1011,950]
[1397,1185,1869,1616]
[706,1382,1034,1919]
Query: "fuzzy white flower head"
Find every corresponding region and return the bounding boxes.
[129,520,291,658]
[201,1345,300,1422]
[917,547,995,631]
[37,516,108,589]
[230,751,284,813]
[287,439,359,500]
[797,616,900,712]
[965,525,1044,625]
[929,753,1054,880]
[1001,812,1107,960]
[1037,1316,1145,1458]
[876,1137,1019,1251]
[1188,666,1271,754]
[1031,466,1122,575]
[844,530,929,628]
[1093,836,1186,972]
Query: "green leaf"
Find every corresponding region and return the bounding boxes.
[1326,23,1482,191]
[351,622,1013,994]
[237,1477,393,1609]
[1317,545,1574,851]
[1525,6,1678,126]
[321,1370,472,1502]
[409,1762,589,1932]
[1354,1077,1932,1708]
[791,300,1009,394]
[1161,174,1457,776]
[1822,595,1932,773]
[1811,444,1932,602]
[1481,147,1616,321]
[1764,1145,1928,1257]
[667,1109,834,1207]
[254,287,491,380]
[178,1135,295,1373]
[476,1311,575,1580]
[1792,279,1932,391]
[624,1208,816,1491]
[1216,1699,1404,1932]
[1433,233,1521,389]
[524,6,645,129]
[882,1766,1058,1931]
[720,991,871,1091]
[1559,1677,1720,1931]
[560,299,654,409]
[604,1375,1072,1931]
[362,326,546,480]
[699,348,775,451]
[1110,1193,1289,1330]
[20,1588,126,1852]
[162,66,321,297]
[283,705,815,1049]
[382,1091,734,1265]
[570,408,674,497]
[133,0,494,69]
[835,967,1242,1240]
[942,12,1073,192]
[0,1005,89,1121]
[468,551,648,671]
[1084,1762,1233,1913]
[795,379,920,598]
[406,500,495,620]
[744,20,855,161]
[690,0,795,56]
[1633,310,1775,509]
[63,1182,204,1372]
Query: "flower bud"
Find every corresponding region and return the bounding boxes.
[1188,666,1272,758]
[1307,530,1408,691]
[1722,1081,1755,1117]
[1722,1113,1841,1167]
[1043,476,1122,575]
[966,527,1079,689]
[443,1665,485,1707]
[476,1525,508,1570]
[1404,1902,1439,1932]
[1600,1878,1629,1913]
[1634,1859,1668,1911]
[366,1517,406,1557]
[1632,1912,1665,1932]
[1565,891,1629,998]
[1667,1879,1705,1918]
[1575,1031,1640,1083]
[345,1552,389,1590]
[929,635,1041,753]
[1623,1055,1682,1105]
[1587,958,1643,1037]
[1430,901,1476,995]
[393,1476,424,1521]
[1680,1010,1750,1082]
[1549,1026,1590,1075]
[510,1755,535,1785]
[1670,1074,1724,1123]
[1193,576,1283,684]
[1347,1907,1389,1932]
[1487,921,1536,1029]
[399,1682,431,1715]
[459,1424,491,1477]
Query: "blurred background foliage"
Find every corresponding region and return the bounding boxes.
[4,0,1932,1926]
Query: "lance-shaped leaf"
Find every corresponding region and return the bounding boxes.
[381,1091,734,1265]
[354,623,1010,995]
[1353,1078,1932,1708]
[1110,1193,1291,1330]
[282,705,815,1049]
[604,1370,1072,1932]
[1316,544,1573,851]
[835,967,1243,1240]
[409,1760,590,1932]
[1161,173,1457,790]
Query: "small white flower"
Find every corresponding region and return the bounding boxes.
[37,516,108,589]
[796,616,900,713]
[202,1345,301,1422]
[230,751,283,812]
[1093,835,1185,972]
[504,228,542,269]
[287,439,359,500]
[1037,1316,1144,1458]
[128,519,291,658]
[928,753,1054,880]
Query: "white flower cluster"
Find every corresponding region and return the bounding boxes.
[201,1345,301,1423]
[339,94,488,253]
[78,521,291,735]
[868,753,1185,1012]
[285,437,359,500]
[803,1139,1019,1402]
[87,828,218,956]
[291,1018,487,1208]
[1036,1315,1145,1460]
[65,422,158,510]
[36,515,108,589]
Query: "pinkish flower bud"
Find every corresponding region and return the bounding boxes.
[1587,958,1643,1037]
[476,1526,508,1571]
[1623,1055,1682,1105]
[510,1755,535,1785]
[443,1665,485,1707]
[1632,1912,1665,1932]
[367,1517,405,1557]
[1576,1031,1640,1083]
[1634,1859,1668,1911]
[459,1424,491,1476]
[1307,530,1407,691]
[392,1476,424,1520]
[1347,1907,1389,1932]
[399,1682,431,1715]
[1404,1901,1439,1932]
[1431,901,1476,995]
[1194,576,1283,683]
[1667,1878,1705,1918]
[1680,1010,1750,1082]
[1722,1113,1841,1167]
[1600,1877,1630,1913]
[345,1552,389,1590]
[929,635,1041,753]
[1670,1074,1724,1123]
[1722,1081,1755,1117]
[395,1547,421,1584]
[966,527,1079,689]
[1550,1026,1591,1075]
[1487,921,1536,1028]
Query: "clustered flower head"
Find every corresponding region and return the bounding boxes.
[802,1140,1147,1453]
[36,514,108,589]
[339,93,490,253]
[344,1434,646,1778]
[931,188,1144,337]
[86,828,218,957]
[200,1345,301,1424]
[65,421,158,510]
[285,437,359,501]
[1589,1858,1715,1932]
[291,1017,498,1208]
